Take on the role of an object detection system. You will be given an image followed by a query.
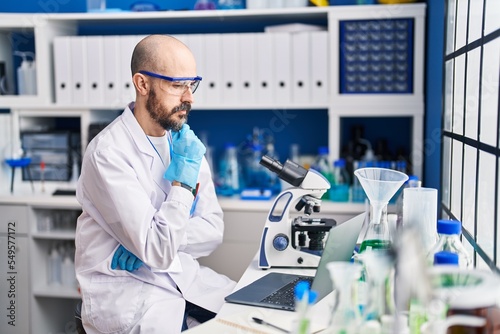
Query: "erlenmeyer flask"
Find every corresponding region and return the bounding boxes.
[354,168,408,252]
[326,261,363,334]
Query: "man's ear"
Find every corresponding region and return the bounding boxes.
[133,73,149,96]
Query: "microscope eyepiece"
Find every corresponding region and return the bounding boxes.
[260,155,283,174]
[259,155,307,187]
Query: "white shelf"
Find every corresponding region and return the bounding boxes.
[33,285,80,299]
[32,230,76,240]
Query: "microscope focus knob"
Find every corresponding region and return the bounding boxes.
[272,234,289,251]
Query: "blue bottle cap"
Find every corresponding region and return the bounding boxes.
[437,219,461,235]
[408,175,419,181]
[334,159,346,168]
[434,251,459,265]
[318,146,329,155]
[224,142,235,148]
[294,281,310,301]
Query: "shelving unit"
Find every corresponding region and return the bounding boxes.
[0,4,426,333]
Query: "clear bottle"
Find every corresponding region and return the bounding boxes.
[61,254,77,288]
[427,220,472,269]
[47,245,61,285]
[312,146,333,200]
[217,143,241,196]
[330,158,350,202]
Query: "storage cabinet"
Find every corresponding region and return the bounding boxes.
[29,204,81,334]
[0,205,30,334]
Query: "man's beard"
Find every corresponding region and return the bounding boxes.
[146,87,191,131]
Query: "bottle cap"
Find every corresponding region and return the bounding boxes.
[333,159,346,168]
[224,142,235,148]
[318,146,329,155]
[434,251,459,265]
[437,219,461,235]
[294,281,310,301]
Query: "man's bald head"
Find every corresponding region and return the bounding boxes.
[131,34,196,77]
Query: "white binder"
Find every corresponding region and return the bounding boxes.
[185,34,206,106]
[202,34,222,106]
[86,36,104,106]
[238,33,257,105]
[255,33,274,105]
[273,32,292,103]
[53,36,72,105]
[221,33,240,106]
[70,36,88,104]
[291,31,311,104]
[102,35,121,106]
[118,35,138,105]
[310,31,329,105]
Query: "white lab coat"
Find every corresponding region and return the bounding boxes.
[75,105,236,334]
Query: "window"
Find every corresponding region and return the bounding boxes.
[441,0,500,271]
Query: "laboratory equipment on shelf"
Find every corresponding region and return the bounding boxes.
[354,167,408,253]
[216,143,241,196]
[325,261,363,334]
[426,220,472,269]
[330,158,350,202]
[257,155,336,269]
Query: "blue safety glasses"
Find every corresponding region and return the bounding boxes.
[139,70,202,95]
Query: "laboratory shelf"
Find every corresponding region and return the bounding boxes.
[31,230,76,240]
[32,285,80,299]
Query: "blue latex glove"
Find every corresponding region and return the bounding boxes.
[111,245,143,272]
[164,123,206,189]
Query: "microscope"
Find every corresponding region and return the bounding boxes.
[258,155,336,269]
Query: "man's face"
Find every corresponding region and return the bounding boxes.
[145,84,191,132]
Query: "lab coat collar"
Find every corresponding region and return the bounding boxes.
[122,103,172,196]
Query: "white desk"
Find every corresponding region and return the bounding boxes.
[186,254,334,333]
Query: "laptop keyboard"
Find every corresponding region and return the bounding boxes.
[260,276,314,308]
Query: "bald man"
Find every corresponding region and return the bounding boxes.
[75,35,236,333]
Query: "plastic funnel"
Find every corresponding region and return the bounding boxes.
[354,168,408,205]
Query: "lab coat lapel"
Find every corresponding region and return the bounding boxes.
[122,106,172,196]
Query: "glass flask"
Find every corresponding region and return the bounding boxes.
[362,249,395,323]
[326,261,363,334]
[354,168,408,252]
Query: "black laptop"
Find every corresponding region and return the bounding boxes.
[224,213,366,311]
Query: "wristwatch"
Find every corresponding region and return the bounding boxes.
[179,182,193,193]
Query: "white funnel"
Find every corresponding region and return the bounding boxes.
[354,168,408,230]
[354,168,408,205]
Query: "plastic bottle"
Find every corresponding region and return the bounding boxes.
[395,174,420,228]
[48,245,61,285]
[217,143,241,196]
[330,158,350,202]
[312,146,333,200]
[61,254,77,288]
[427,220,472,269]
[14,51,37,95]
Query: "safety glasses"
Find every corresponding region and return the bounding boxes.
[139,70,202,95]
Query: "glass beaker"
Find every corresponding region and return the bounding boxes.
[326,261,363,334]
[354,168,408,252]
